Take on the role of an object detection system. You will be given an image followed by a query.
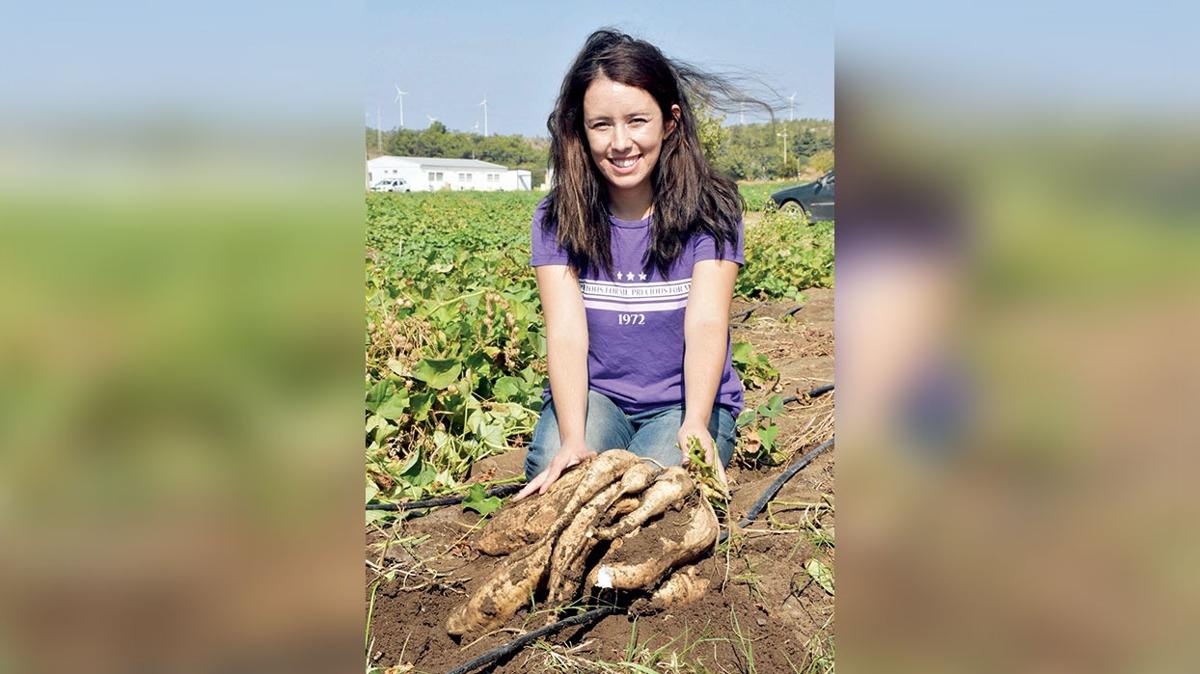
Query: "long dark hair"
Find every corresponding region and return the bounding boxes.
[545,28,773,279]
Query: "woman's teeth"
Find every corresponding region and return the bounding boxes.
[612,156,638,168]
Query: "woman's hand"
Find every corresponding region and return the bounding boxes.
[678,420,728,490]
[513,440,596,501]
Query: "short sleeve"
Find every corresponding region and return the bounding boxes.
[692,216,745,266]
[530,197,570,267]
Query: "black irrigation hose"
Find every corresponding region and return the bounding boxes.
[444,605,624,674]
[444,437,835,674]
[717,437,835,546]
[366,483,524,511]
[730,302,804,323]
[730,305,760,322]
[781,383,834,405]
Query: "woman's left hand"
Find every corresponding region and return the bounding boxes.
[678,420,728,490]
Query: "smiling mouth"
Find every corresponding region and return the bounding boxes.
[610,155,640,168]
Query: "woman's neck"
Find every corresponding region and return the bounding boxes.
[607,183,654,221]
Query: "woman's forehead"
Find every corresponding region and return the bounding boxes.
[583,77,656,114]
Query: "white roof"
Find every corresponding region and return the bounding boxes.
[367,155,508,170]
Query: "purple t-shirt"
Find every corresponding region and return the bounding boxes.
[530,198,745,417]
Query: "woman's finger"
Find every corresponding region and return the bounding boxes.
[537,461,566,495]
[514,472,546,501]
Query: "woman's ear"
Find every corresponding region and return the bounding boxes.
[665,104,682,137]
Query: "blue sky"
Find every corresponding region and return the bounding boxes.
[2,1,1193,135]
[364,0,835,137]
[837,0,1200,114]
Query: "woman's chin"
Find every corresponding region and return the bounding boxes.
[605,172,648,191]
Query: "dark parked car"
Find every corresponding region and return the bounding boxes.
[769,170,834,221]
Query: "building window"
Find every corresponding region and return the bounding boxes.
[487,173,499,182]
[458,173,473,182]
[428,171,443,182]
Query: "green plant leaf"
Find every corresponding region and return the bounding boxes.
[409,391,433,421]
[411,358,462,389]
[762,394,785,419]
[759,423,780,451]
[462,484,501,516]
[400,456,437,488]
[731,341,753,363]
[806,558,834,595]
[386,358,409,377]
[373,418,397,444]
[365,379,391,413]
[376,391,410,420]
[492,376,522,401]
[366,509,393,526]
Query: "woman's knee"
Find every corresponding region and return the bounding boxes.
[712,408,737,467]
[524,400,561,480]
[524,391,637,479]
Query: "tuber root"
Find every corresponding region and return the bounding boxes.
[545,462,658,607]
[476,464,589,556]
[607,496,641,521]
[545,450,639,539]
[588,492,718,591]
[595,466,693,540]
[446,540,552,637]
[630,564,711,615]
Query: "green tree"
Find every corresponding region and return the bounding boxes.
[694,103,728,165]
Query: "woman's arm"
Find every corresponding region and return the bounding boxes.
[514,264,593,500]
[679,258,740,486]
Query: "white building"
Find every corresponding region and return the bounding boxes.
[366,156,533,192]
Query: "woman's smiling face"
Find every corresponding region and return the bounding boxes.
[582,76,678,195]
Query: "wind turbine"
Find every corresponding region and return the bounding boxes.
[426,114,438,128]
[393,85,407,128]
[787,93,796,122]
[376,107,382,150]
[479,95,488,137]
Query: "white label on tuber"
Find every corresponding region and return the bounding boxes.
[596,566,614,589]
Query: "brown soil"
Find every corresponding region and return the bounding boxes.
[367,292,834,673]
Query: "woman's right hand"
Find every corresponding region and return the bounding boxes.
[513,441,596,501]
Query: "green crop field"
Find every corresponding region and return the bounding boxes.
[737,179,797,212]
[364,190,832,514]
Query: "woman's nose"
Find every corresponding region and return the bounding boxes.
[611,124,633,151]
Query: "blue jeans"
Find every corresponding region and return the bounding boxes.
[524,390,737,480]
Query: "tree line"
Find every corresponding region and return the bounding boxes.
[366,116,832,185]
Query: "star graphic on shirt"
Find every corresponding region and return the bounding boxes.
[638,272,647,281]
[627,271,636,280]
[615,272,623,280]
